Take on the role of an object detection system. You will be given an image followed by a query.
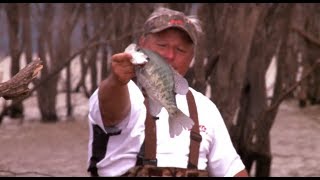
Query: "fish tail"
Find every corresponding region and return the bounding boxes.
[169,110,194,138]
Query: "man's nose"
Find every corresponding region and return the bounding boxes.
[163,49,175,63]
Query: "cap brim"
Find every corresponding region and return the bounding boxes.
[149,25,195,44]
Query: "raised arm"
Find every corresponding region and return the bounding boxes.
[98,52,135,127]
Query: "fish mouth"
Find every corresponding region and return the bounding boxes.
[170,65,179,72]
[173,66,178,71]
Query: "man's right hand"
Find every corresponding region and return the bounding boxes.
[110,52,135,86]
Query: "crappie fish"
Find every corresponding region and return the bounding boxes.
[125,43,194,137]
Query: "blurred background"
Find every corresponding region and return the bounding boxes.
[0,3,320,177]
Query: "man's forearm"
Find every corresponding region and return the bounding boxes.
[98,75,131,127]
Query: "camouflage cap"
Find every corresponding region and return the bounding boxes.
[144,7,198,45]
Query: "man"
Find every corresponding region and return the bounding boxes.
[87,7,249,177]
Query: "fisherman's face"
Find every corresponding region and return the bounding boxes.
[139,28,194,76]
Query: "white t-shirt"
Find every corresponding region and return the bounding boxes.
[88,80,245,177]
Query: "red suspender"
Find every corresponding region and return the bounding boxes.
[187,90,202,169]
[143,95,157,165]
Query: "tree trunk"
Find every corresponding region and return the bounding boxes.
[208,4,262,130]
[185,20,207,94]
[20,3,32,65]
[302,5,320,105]
[235,4,294,177]
[5,3,24,118]
[36,3,58,123]
[110,3,134,54]
[75,3,90,96]
[59,4,80,117]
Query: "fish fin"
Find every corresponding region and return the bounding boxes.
[148,97,162,117]
[169,110,194,138]
[172,68,189,95]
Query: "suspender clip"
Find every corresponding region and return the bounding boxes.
[152,116,159,120]
[190,131,202,142]
[143,158,158,166]
[187,162,198,169]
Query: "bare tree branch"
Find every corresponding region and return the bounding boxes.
[0,59,43,101]
[291,25,320,47]
[267,59,320,112]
